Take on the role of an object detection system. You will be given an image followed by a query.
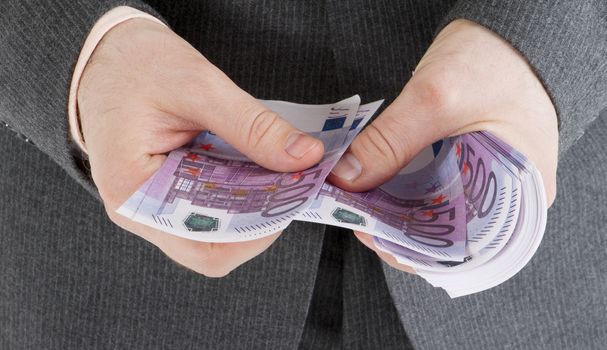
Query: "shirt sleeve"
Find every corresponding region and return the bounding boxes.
[68,6,167,153]
[0,1,165,197]
[441,0,607,156]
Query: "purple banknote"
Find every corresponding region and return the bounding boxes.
[117,96,547,298]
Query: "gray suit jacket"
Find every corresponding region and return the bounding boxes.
[1,1,606,349]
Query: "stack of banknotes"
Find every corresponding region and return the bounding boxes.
[118,96,547,297]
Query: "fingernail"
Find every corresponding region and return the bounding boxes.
[285,133,319,159]
[331,153,362,181]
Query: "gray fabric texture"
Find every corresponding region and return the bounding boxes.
[298,227,413,350]
[1,0,606,349]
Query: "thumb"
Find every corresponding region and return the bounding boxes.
[328,82,452,191]
[163,63,324,172]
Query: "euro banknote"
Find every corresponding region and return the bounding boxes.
[117,96,547,297]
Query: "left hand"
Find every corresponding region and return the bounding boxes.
[328,19,559,273]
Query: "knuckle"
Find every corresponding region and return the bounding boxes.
[195,260,233,278]
[191,241,214,261]
[245,109,281,149]
[355,123,403,169]
[158,240,233,278]
[198,265,232,278]
[186,243,233,278]
[410,74,458,112]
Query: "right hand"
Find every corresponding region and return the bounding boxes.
[78,19,324,277]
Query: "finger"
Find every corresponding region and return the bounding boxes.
[159,61,324,172]
[109,207,282,277]
[353,231,416,274]
[158,231,282,278]
[329,78,459,192]
[353,230,380,250]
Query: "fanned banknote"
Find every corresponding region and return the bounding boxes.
[374,132,546,297]
[118,96,380,243]
[295,137,468,260]
[118,96,547,298]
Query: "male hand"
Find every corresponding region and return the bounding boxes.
[329,19,559,273]
[78,19,324,277]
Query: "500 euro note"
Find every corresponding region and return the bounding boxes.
[118,96,374,242]
[117,96,469,258]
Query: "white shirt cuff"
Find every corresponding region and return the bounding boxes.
[67,6,166,153]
